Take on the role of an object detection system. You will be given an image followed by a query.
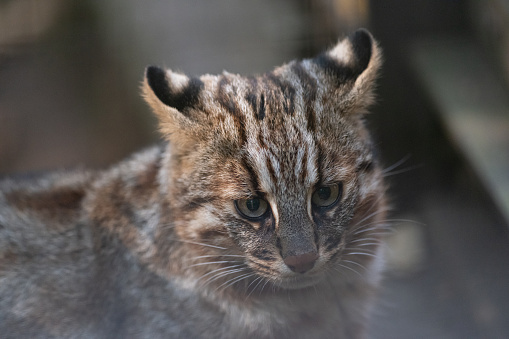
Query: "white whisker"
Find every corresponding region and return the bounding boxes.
[217,273,255,292]
[188,254,245,260]
[246,277,265,299]
[351,223,391,236]
[196,264,245,282]
[341,259,367,271]
[350,208,390,229]
[343,252,378,259]
[350,237,379,244]
[259,277,272,295]
[202,267,248,286]
[383,165,421,177]
[356,242,380,247]
[177,239,227,250]
[382,154,411,174]
[337,263,363,278]
[384,218,425,226]
[189,260,242,267]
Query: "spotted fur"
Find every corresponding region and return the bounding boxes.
[0,29,387,338]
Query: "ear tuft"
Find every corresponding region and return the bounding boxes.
[314,28,381,87]
[144,66,204,113]
[143,66,206,146]
[146,66,174,107]
[309,29,382,113]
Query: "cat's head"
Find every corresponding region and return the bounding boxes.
[143,29,386,290]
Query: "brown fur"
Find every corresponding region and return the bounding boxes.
[0,29,387,338]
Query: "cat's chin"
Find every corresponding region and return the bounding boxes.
[274,274,324,290]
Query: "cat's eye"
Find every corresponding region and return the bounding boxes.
[311,183,342,208]
[235,198,269,220]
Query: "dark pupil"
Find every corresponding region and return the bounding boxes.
[317,187,331,200]
[246,199,260,212]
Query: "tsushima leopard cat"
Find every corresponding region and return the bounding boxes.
[0,29,387,338]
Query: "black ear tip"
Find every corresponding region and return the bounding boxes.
[145,65,163,75]
[145,65,165,88]
[145,65,173,106]
[348,29,372,48]
[349,28,372,39]
[348,29,373,73]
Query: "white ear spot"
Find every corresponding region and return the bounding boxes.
[167,71,190,92]
[328,39,355,67]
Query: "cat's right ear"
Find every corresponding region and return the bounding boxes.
[313,29,382,112]
[142,66,204,145]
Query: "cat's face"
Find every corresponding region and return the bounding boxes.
[144,29,386,290]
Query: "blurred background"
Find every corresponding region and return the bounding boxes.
[1,0,508,337]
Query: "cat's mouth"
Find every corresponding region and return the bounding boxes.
[272,271,325,290]
[246,256,329,290]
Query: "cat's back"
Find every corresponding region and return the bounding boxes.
[0,169,94,261]
[0,170,100,337]
[0,144,164,257]
[0,146,167,338]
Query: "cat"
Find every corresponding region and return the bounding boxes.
[0,29,387,338]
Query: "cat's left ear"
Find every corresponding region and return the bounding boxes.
[142,66,206,146]
[314,28,382,111]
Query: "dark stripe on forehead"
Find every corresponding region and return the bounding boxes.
[245,76,258,116]
[217,76,240,115]
[265,154,278,190]
[283,85,295,116]
[315,141,324,184]
[298,148,309,185]
[258,94,266,120]
[246,93,257,116]
[291,62,317,133]
[266,73,295,116]
[217,76,247,144]
[245,76,266,121]
[146,66,204,113]
[241,156,261,193]
[257,130,267,150]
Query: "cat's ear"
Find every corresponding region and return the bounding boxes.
[142,66,204,145]
[313,29,382,111]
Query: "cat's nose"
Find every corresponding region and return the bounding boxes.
[283,251,318,274]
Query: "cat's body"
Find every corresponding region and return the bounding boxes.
[0,29,387,338]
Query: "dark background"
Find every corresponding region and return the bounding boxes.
[1,1,508,337]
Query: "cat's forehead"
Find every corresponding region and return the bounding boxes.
[198,65,332,139]
[196,67,365,189]
[200,67,304,118]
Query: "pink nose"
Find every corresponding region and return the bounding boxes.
[283,252,319,274]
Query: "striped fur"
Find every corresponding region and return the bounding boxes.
[0,29,387,338]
